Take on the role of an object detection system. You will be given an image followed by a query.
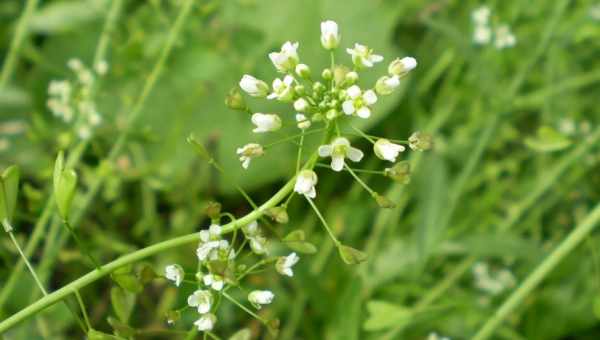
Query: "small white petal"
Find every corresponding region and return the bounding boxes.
[342,100,355,115]
[331,155,345,172]
[356,106,371,118]
[363,90,378,105]
[346,85,361,99]
[318,145,333,157]
[347,147,364,162]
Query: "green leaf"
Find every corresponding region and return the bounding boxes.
[111,266,143,293]
[54,151,78,221]
[283,230,317,254]
[110,287,134,322]
[524,126,572,152]
[107,316,136,338]
[363,300,412,331]
[0,165,20,228]
[338,245,367,264]
[29,0,106,34]
[228,328,252,340]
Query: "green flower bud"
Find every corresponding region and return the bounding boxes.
[321,68,333,80]
[294,85,306,96]
[384,161,411,184]
[344,71,359,84]
[408,131,433,151]
[373,193,396,209]
[295,64,311,79]
[204,201,222,220]
[312,82,326,94]
[266,206,289,224]
[224,87,247,111]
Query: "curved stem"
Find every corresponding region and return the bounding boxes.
[0,178,295,333]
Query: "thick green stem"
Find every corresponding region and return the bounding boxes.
[0,0,39,87]
[0,178,295,333]
[472,202,600,340]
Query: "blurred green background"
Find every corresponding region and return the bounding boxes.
[1,0,600,339]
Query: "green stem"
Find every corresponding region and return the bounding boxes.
[63,220,102,270]
[263,128,324,149]
[350,126,376,144]
[7,230,47,296]
[73,289,91,331]
[314,163,384,175]
[221,292,267,324]
[0,0,39,87]
[306,197,340,247]
[0,177,296,333]
[344,164,376,197]
[472,202,600,340]
[92,0,123,67]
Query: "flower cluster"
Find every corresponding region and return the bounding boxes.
[471,6,516,49]
[46,58,107,140]
[170,19,429,337]
[231,20,428,204]
[163,217,299,334]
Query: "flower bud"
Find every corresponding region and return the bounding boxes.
[321,68,333,80]
[266,206,289,224]
[295,113,311,130]
[344,71,358,85]
[388,57,417,77]
[326,109,339,120]
[294,84,305,96]
[204,201,222,220]
[320,20,340,50]
[375,76,400,95]
[239,74,269,97]
[312,81,326,94]
[408,131,433,151]
[251,113,282,133]
[269,41,299,72]
[225,87,247,111]
[294,98,309,112]
[248,290,275,307]
[373,138,405,162]
[384,161,411,184]
[194,313,217,331]
[295,63,311,78]
[374,193,396,209]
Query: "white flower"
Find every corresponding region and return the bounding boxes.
[251,113,282,133]
[318,137,364,172]
[276,252,299,277]
[295,113,311,129]
[269,41,299,72]
[374,139,405,162]
[346,43,383,68]
[427,332,450,340]
[77,125,91,140]
[187,289,213,314]
[239,74,269,97]
[194,313,217,331]
[473,25,492,45]
[248,290,275,307]
[249,235,269,255]
[165,264,184,287]
[294,98,309,112]
[236,143,264,169]
[294,170,318,198]
[242,220,259,236]
[494,25,516,49]
[203,274,224,291]
[388,57,417,76]
[67,58,83,71]
[320,20,340,50]
[267,75,295,101]
[197,241,220,261]
[471,6,490,25]
[342,85,377,119]
[375,76,400,95]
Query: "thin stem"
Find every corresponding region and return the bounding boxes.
[7,230,47,296]
[64,220,102,270]
[344,164,376,197]
[0,177,297,333]
[0,0,39,87]
[73,289,91,331]
[92,0,123,67]
[296,132,305,173]
[329,51,335,90]
[350,126,376,144]
[305,197,340,247]
[221,291,268,324]
[472,202,600,340]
